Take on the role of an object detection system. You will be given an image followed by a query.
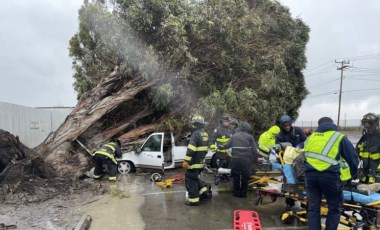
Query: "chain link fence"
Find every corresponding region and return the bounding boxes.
[294,119,362,131]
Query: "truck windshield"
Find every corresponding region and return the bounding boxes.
[142,134,162,152]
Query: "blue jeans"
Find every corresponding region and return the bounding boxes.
[306,173,342,230]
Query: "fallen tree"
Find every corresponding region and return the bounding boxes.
[29,0,310,180]
[33,68,170,179]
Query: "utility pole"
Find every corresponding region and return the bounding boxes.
[335,60,350,130]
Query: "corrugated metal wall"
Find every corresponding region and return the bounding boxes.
[0,102,73,148]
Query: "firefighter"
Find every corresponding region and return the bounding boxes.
[209,114,233,168]
[276,115,307,148]
[182,115,210,206]
[304,117,358,230]
[220,122,258,198]
[93,138,122,181]
[258,125,280,159]
[356,113,380,183]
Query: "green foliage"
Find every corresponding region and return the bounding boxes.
[150,83,174,111]
[69,0,310,133]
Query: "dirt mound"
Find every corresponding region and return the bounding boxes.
[0,129,97,204]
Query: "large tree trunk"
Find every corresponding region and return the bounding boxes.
[33,69,173,179]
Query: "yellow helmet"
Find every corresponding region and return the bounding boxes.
[191,115,206,125]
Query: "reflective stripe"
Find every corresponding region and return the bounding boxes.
[104,144,116,152]
[360,152,380,160]
[188,163,205,169]
[216,137,229,143]
[371,153,380,160]
[321,132,342,156]
[199,187,207,195]
[188,144,197,151]
[187,144,208,152]
[361,176,376,183]
[257,149,269,158]
[184,156,192,161]
[93,174,102,179]
[94,150,117,164]
[216,149,227,153]
[340,161,349,168]
[108,176,117,181]
[304,152,339,165]
[197,146,208,151]
[188,197,199,203]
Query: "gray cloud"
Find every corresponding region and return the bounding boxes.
[0,0,82,107]
[0,0,379,121]
[279,0,380,121]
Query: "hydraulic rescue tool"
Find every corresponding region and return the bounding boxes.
[75,139,94,156]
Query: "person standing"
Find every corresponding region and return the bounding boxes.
[182,115,210,206]
[276,115,306,148]
[221,122,258,198]
[356,113,380,183]
[209,114,234,168]
[304,117,358,230]
[93,138,122,181]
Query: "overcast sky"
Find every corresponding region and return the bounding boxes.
[0,1,379,122]
[279,0,380,121]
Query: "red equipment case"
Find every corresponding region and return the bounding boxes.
[233,210,262,230]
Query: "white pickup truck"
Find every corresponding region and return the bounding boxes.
[117,132,214,174]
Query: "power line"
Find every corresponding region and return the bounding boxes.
[304,60,335,74]
[345,77,380,82]
[344,87,380,93]
[304,65,337,78]
[306,90,339,98]
[335,53,380,61]
[305,87,380,100]
[344,74,380,78]
[308,78,340,89]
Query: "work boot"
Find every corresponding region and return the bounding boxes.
[184,201,199,206]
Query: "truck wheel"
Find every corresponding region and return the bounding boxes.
[118,161,135,174]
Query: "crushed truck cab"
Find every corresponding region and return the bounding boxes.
[117,132,213,174]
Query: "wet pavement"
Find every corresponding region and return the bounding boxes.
[132,171,306,230]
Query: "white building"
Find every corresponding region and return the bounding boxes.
[0,102,73,148]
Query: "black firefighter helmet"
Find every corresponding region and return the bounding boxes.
[361,113,379,128]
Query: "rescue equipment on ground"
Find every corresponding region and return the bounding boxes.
[154,173,185,189]
[233,210,262,230]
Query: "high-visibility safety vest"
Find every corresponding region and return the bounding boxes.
[340,158,351,181]
[304,131,344,172]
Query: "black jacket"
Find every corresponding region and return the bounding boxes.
[276,126,306,148]
[222,125,258,162]
[209,125,233,149]
[185,128,209,166]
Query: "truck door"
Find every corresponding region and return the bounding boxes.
[138,133,164,170]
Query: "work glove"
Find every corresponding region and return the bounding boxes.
[273,144,281,152]
[182,161,189,169]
